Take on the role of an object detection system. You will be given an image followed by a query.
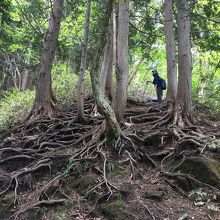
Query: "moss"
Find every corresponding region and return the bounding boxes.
[175,176,192,191]
[1,192,15,204]
[51,212,69,220]
[74,175,96,194]
[0,203,7,216]
[144,190,164,201]
[176,157,220,188]
[108,164,130,179]
[100,200,130,220]
[0,192,15,217]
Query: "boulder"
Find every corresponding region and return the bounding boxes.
[144,190,164,201]
[175,157,220,189]
[100,200,132,220]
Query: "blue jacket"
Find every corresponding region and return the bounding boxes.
[153,74,162,88]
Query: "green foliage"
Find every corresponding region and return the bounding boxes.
[0,89,35,132]
[0,70,92,133]
[189,188,206,203]
[61,158,90,179]
[52,63,91,106]
[189,187,220,211]
[192,50,220,112]
[106,162,115,173]
[0,0,220,133]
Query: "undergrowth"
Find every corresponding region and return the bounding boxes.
[0,69,219,134]
[0,89,35,133]
[0,72,91,133]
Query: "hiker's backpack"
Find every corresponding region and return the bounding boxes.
[160,78,166,90]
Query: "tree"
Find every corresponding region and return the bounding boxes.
[100,20,113,101]
[27,0,64,119]
[76,0,91,122]
[90,0,121,146]
[105,54,113,100]
[174,0,192,126]
[113,0,129,123]
[164,0,177,106]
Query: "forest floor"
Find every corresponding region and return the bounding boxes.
[0,98,220,220]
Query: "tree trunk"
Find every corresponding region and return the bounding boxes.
[174,0,192,126]
[1,74,14,91]
[113,3,118,77]
[21,70,29,91]
[90,0,120,145]
[28,0,64,118]
[105,53,113,100]
[164,0,177,106]
[113,0,129,123]
[100,19,113,101]
[76,0,91,122]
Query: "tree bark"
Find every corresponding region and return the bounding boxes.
[21,70,29,91]
[174,0,192,126]
[113,0,129,123]
[21,48,31,91]
[76,0,91,122]
[113,3,118,77]
[100,19,113,101]
[90,0,120,145]
[164,0,177,106]
[105,53,113,100]
[28,0,64,118]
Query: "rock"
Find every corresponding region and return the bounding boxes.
[0,192,15,217]
[0,204,7,217]
[1,192,15,203]
[100,200,131,220]
[175,176,191,191]
[144,190,164,201]
[51,212,69,220]
[175,157,220,189]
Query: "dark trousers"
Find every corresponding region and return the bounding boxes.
[156,87,163,104]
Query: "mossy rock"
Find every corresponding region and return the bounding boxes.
[175,157,220,189]
[0,203,7,217]
[175,176,192,191]
[74,175,96,194]
[1,192,15,204]
[100,200,131,220]
[144,190,164,201]
[51,212,69,220]
[0,192,15,217]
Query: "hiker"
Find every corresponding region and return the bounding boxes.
[152,70,164,106]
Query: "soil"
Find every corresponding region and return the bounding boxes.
[0,98,220,220]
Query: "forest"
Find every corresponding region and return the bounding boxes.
[0,0,220,219]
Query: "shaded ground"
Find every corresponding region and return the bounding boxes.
[0,98,220,220]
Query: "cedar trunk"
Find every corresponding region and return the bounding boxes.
[76,0,91,122]
[105,47,113,100]
[90,0,120,145]
[174,0,192,125]
[100,20,113,101]
[113,0,129,123]
[29,0,64,118]
[164,0,177,106]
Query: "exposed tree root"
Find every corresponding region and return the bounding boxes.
[25,102,57,122]
[13,199,66,220]
[1,100,220,219]
[161,171,220,193]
